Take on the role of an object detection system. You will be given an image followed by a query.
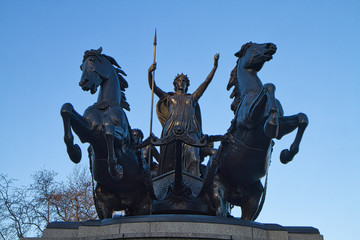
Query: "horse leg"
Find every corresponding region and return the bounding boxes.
[263,83,279,139]
[60,103,91,163]
[240,180,263,221]
[212,175,228,217]
[277,113,309,164]
[104,125,124,181]
[94,185,114,219]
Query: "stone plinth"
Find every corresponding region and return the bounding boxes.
[23,215,323,240]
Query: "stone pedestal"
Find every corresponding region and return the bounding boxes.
[23,215,323,240]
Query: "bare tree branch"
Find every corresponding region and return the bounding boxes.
[0,166,97,238]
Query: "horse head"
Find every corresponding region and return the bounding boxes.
[235,42,277,72]
[80,47,126,95]
[79,47,106,94]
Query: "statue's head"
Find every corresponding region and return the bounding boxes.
[79,47,126,94]
[235,42,277,72]
[131,128,144,144]
[79,47,106,94]
[173,73,190,93]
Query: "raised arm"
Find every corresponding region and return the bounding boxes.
[192,53,219,101]
[148,63,165,99]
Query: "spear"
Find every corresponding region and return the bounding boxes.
[149,29,157,141]
[148,29,157,214]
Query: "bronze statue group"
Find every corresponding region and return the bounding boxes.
[61,42,308,220]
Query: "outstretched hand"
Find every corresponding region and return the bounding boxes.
[148,63,157,73]
[214,53,220,67]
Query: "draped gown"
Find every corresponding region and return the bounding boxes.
[157,92,202,176]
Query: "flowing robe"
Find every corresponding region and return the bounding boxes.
[156,92,202,176]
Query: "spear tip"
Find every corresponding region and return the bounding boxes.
[153,28,157,46]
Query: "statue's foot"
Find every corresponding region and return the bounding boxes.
[280,144,299,164]
[280,149,293,164]
[264,112,279,138]
[67,144,81,164]
[108,163,123,181]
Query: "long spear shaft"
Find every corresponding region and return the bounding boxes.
[148,29,157,215]
[149,29,157,140]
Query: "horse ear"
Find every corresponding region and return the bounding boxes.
[235,42,253,58]
[97,47,103,54]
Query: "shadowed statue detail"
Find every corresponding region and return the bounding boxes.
[60,47,153,219]
[59,42,308,221]
[200,42,308,220]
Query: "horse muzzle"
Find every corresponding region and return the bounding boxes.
[79,79,98,94]
[264,43,277,56]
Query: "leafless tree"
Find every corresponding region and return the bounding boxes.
[0,166,97,239]
[0,175,36,239]
[50,167,97,222]
[28,169,59,232]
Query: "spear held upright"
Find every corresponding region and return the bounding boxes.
[148,29,157,168]
[147,29,157,215]
[149,29,157,136]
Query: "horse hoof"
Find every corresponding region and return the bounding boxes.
[68,144,81,164]
[109,164,123,181]
[280,149,292,164]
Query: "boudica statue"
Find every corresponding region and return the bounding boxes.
[147,53,219,177]
[61,41,308,220]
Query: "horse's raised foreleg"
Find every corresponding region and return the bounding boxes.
[263,83,279,139]
[60,103,85,163]
[104,125,124,181]
[277,113,309,164]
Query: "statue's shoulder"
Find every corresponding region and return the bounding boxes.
[156,93,172,127]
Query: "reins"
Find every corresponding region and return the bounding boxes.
[227,132,268,152]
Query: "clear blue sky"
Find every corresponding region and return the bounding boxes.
[1,1,359,239]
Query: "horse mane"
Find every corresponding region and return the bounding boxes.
[227,42,253,113]
[103,54,130,111]
[83,49,130,111]
[227,63,241,113]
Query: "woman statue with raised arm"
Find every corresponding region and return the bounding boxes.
[148,53,219,176]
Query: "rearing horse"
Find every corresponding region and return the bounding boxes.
[202,42,308,220]
[60,48,151,219]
